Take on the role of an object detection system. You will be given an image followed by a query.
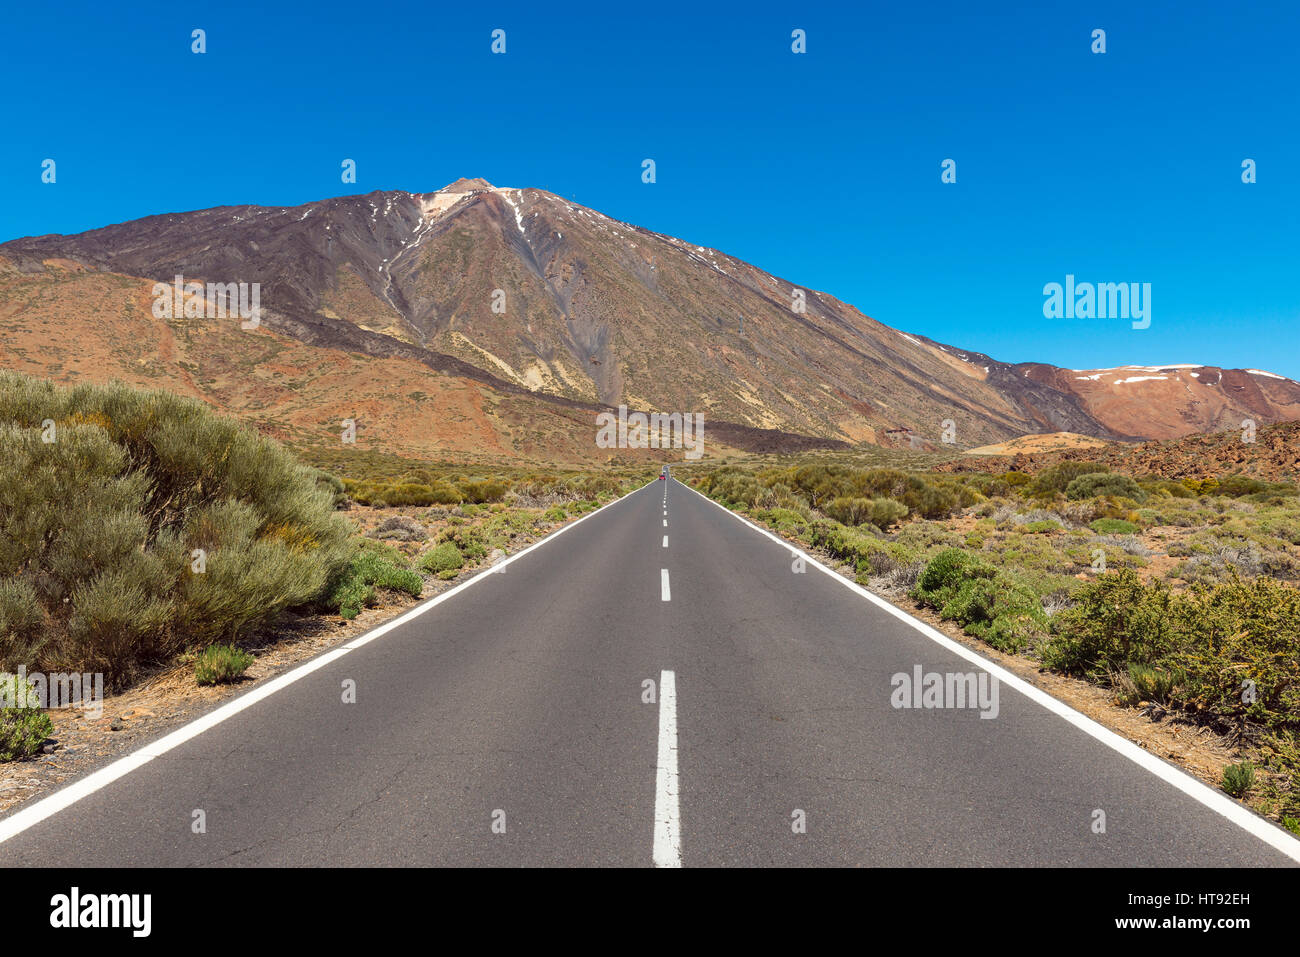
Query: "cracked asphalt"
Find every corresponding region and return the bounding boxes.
[1,478,1296,866]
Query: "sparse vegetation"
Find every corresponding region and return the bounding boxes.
[194,644,256,685]
[0,673,53,761]
[420,542,466,579]
[1223,762,1255,798]
[1090,518,1139,535]
[911,548,1047,652]
[326,541,423,619]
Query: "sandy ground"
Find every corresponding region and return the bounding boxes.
[964,432,1111,457]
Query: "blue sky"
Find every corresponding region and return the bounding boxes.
[2,0,1297,376]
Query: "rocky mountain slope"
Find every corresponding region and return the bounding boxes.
[939,420,1300,483]
[3,179,1297,449]
[0,260,833,464]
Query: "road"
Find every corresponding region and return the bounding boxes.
[2,477,1297,866]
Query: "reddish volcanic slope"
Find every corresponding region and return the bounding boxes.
[938,419,1300,483]
[1020,364,1300,441]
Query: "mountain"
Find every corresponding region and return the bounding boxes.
[0,262,831,465]
[939,420,1300,484]
[3,179,1298,451]
[1018,363,1300,440]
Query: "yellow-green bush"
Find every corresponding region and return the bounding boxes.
[824,496,909,528]
[1042,569,1300,730]
[194,644,255,685]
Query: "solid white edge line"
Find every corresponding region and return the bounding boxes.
[661,568,671,602]
[653,668,681,867]
[0,480,658,847]
[675,478,1300,863]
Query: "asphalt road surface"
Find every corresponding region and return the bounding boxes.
[3,478,1297,866]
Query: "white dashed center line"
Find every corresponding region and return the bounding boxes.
[653,669,681,867]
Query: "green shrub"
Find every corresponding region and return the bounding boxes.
[325,542,423,619]
[1066,473,1146,502]
[1173,576,1300,728]
[420,542,466,579]
[823,497,871,526]
[1153,480,1196,499]
[824,496,909,528]
[755,506,811,535]
[0,578,46,666]
[1040,569,1174,676]
[1117,663,1182,705]
[1024,520,1060,534]
[803,520,915,578]
[915,548,984,594]
[1222,762,1255,798]
[1026,462,1109,498]
[912,549,1046,652]
[309,468,348,508]
[381,484,439,507]
[344,479,464,507]
[194,644,255,685]
[0,372,352,686]
[438,524,490,561]
[893,521,962,552]
[1242,489,1300,505]
[327,576,372,621]
[1090,518,1140,535]
[460,480,508,504]
[0,673,53,761]
[1216,475,1267,498]
[425,481,465,505]
[902,481,964,519]
[964,474,1012,497]
[1042,570,1300,730]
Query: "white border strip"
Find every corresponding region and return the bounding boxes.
[0,481,654,846]
[676,479,1300,863]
